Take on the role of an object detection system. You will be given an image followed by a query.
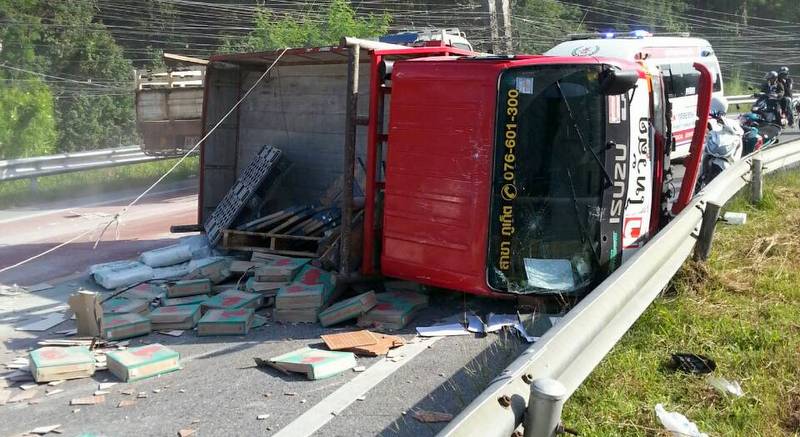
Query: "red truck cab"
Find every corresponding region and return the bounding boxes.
[378,55,664,297]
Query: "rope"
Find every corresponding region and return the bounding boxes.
[0,47,290,275]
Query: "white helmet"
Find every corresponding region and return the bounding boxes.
[710,95,728,116]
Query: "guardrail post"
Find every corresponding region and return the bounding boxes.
[751,158,763,204]
[30,177,38,194]
[524,378,566,437]
[693,201,721,261]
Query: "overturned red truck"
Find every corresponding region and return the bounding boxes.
[198,36,712,299]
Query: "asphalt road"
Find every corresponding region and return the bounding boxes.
[2,129,799,437]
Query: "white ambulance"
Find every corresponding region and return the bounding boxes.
[546,31,724,159]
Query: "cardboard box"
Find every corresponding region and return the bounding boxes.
[106,343,180,382]
[319,291,377,327]
[269,347,356,380]
[273,308,318,323]
[203,290,263,310]
[245,276,286,296]
[166,279,212,298]
[29,346,95,382]
[197,308,254,336]
[254,257,311,282]
[275,284,327,310]
[357,291,429,330]
[343,333,405,357]
[102,313,152,340]
[125,283,166,301]
[184,258,231,284]
[162,295,209,306]
[149,304,201,330]
[293,265,335,295]
[102,297,150,315]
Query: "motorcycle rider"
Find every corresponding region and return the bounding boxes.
[759,71,785,123]
[778,66,794,126]
[698,95,743,190]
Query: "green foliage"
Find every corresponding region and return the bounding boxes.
[513,0,585,54]
[222,0,390,52]
[0,0,136,158]
[0,80,57,159]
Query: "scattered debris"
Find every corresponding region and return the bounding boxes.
[91,260,153,290]
[203,289,263,310]
[102,297,151,316]
[513,321,539,343]
[16,313,68,332]
[140,244,193,268]
[318,291,377,327]
[357,290,429,330]
[707,376,744,397]
[485,313,518,333]
[166,279,212,298]
[46,389,64,396]
[8,389,37,403]
[321,330,378,351]
[72,408,80,413]
[412,410,453,423]
[268,347,356,380]
[67,291,102,337]
[153,389,161,393]
[107,343,180,382]
[655,403,708,437]
[20,383,38,390]
[70,395,105,405]
[54,328,78,336]
[118,399,137,408]
[466,315,486,333]
[356,395,366,401]
[149,304,202,330]
[163,295,209,307]
[300,399,306,404]
[198,308,255,336]
[47,380,65,386]
[257,414,270,420]
[353,366,366,372]
[102,313,152,341]
[29,424,62,435]
[121,389,135,395]
[177,428,197,437]
[138,392,148,398]
[668,353,716,374]
[344,333,405,357]
[416,323,470,337]
[158,330,185,337]
[30,346,95,382]
[25,283,54,293]
[94,390,110,396]
[284,391,298,396]
[722,211,747,225]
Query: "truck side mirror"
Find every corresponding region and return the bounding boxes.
[599,69,639,95]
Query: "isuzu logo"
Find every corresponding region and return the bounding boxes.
[609,141,628,224]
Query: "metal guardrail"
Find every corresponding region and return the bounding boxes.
[727,93,757,106]
[439,139,800,437]
[0,146,177,181]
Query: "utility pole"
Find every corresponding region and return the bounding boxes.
[487,0,500,54]
[500,0,513,53]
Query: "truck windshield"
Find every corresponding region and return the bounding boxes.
[488,65,607,295]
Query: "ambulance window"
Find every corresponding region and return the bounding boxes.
[660,63,700,98]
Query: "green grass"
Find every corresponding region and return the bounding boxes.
[0,156,198,208]
[563,170,800,436]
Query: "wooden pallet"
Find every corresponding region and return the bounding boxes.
[221,229,321,257]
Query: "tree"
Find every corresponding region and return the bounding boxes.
[0,80,58,159]
[221,0,391,52]
[513,0,585,54]
[0,0,137,154]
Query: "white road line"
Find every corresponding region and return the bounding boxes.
[273,336,443,437]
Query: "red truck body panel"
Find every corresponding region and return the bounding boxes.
[380,55,642,297]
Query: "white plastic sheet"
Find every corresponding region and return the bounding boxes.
[655,404,708,437]
[139,244,192,267]
[91,261,153,289]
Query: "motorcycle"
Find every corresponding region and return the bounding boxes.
[739,112,781,154]
[696,113,743,191]
[752,92,787,126]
